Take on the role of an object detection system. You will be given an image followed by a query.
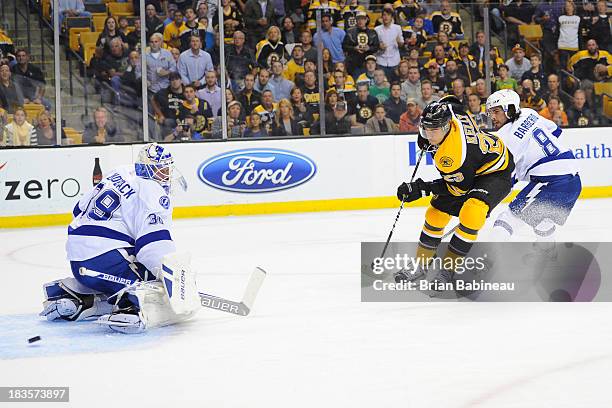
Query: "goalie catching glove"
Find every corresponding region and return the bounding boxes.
[396,178,447,203]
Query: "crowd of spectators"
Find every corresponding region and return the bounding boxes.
[0,0,611,145]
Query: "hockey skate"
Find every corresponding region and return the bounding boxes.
[393,258,428,283]
[96,306,146,334]
[429,268,455,297]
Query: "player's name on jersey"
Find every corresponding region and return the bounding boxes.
[372,279,516,292]
[107,173,136,199]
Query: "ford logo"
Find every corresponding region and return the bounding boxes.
[197,148,317,193]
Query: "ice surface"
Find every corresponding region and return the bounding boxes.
[1,199,611,407]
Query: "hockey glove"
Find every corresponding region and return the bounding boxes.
[397,178,432,202]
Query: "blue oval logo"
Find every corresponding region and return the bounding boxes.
[197,148,317,193]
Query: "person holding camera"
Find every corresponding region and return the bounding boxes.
[164,114,203,142]
[519,78,546,112]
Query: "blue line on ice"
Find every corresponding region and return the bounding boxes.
[0,314,175,360]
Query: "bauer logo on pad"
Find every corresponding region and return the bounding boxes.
[197,148,317,193]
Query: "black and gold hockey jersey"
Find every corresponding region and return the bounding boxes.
[393,0,420,25]
[255,39,288,69]
[432,106,513,197]
[307,0,341,31]
[338,4,366,30]
[431,11,463,38]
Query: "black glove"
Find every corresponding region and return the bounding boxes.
[397,178,432,202]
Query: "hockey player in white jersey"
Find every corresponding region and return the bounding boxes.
[485,89,582,239]
[40,143,200,333]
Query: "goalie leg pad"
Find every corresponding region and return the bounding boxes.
[40,278,113,321]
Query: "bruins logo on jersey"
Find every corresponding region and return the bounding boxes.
[359,106,373,119]
[266,53,282,68]
[469,60,477,69]
[439,156,453,167]
[439,21,453,34]
[578,115,589,126]
[357,32,369,45]
[533,78,541,91]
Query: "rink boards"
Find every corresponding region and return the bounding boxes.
[1,128,611,227]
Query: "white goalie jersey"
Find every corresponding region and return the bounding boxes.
[493,108,578,182]
[66,165,176,273]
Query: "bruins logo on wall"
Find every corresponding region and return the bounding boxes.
[439,21,453,34]
[357,32,368,45]
[359,106,373,119]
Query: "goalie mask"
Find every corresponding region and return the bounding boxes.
[135,143,187,194]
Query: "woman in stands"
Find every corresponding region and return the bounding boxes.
[2,106,36,146]
[289,87,315,129]
[96,17,128,56]
[35,111,65,146]
[272,98,304,136]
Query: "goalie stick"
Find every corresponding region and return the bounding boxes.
[78,267,266,317]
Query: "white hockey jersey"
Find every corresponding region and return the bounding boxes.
[493,108,578,182]
[66,165,176,274]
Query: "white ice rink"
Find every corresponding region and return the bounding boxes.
[1,199,612,407]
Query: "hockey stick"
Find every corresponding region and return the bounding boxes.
[78,267,266,317]
[374,148,426,267]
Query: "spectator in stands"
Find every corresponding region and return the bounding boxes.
[416,79,440,108]
[521,53,547,94]
[314,14,346,65]
[342,10,380,76]
[171,47,181,63]
[283,45,305,83]
[178,35,214,88]
[502,0,535,46]
[557,1,580,71]
[213,0,243,44]
[226,31,256,91]
[316,100,351,136]
[56,0,91,28]
[442,59,466,92]
[540,95,569,126]
[331,70,356,103]
[324,89,339,116]
[534,0,565,71]
[243,0,275,47]
[473,78,488,104]
[211,100,246,138]
[505,44,532,81]
[365,104,396,133]
[97,17,128,56]
[520,78,547,111]
[179,7,207,52]
[255,68,273,94]
[105,38,129,97]
[423,62,445,94]
[153,72,184,136]
[119,50,143,106]
[255,26,287,69]
[356,55,378,87]
[237,73,261,115]
[383,82,405,124]
[568,38,612,82]
[117,16,131,38]
[456,42,481,84]
[1,107,36,146]
[163,4,178,27]
[196,2,214,31]
[394,0,420,27]
[469,31,487,70]
[307,0,341,32]
[495,64,519,91]
[350,83,378,128]
[300,30,318,63]
[271,98,303,136]
[375,6,403,78]
[35,111,62,146]
[253,89,277,132]
[146,33,177,94]
[369,70,390,103]
[83,107,121,144]
[400,66,422,101]
[145,3,164,39]
[567,88,595,126]
[10,49,49,111]
[179,84,213,134]
[399,98,421,132]
[244,111,268,137]
[431,0,464,40]
[451,78,469,107]
[289,86,313,126]
[0,64,24,113]
[543,73,571,110]
[269,60,295,101]
[467,93,488,129]
[164,9,186,50]
[165,115,204,142]
[301,71,320,112]
[126,18,143,51]
[588,0,611,52]
[281,17,300,46]
[197,70,222,118]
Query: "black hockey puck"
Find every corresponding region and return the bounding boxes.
[28,336,41,344]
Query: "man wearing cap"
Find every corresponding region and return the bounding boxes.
[356,55,378,86]
[343,10,380,76]
[505,44,532,82]
[398,98,421,132]
[314,99,351,135]
[152,71,185,137]
[456,41,481,84]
